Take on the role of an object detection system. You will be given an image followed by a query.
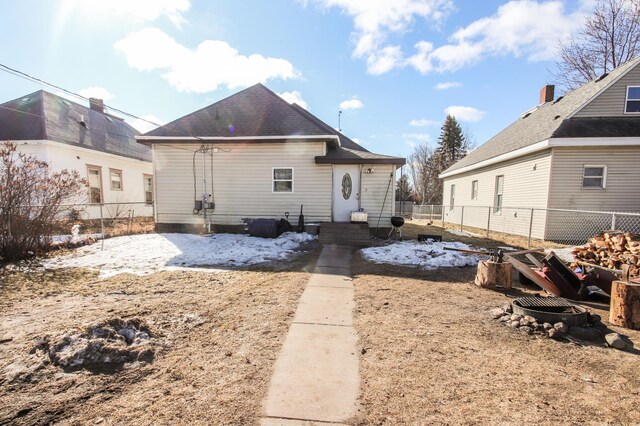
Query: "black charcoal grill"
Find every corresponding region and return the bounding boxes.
[388,216,405,240]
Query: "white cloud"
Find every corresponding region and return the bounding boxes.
[114,28,301,93]
[78,87,114,101]
[277,91,309,110]
[409,118,439,127]
[339,98,364,110]
[409,0,588,74]
[444,106,485,122]
[81,0,191,27]
[434,81,462,90]
[403,132,431,142]
[306,0,453,74]
[130,114,165,134]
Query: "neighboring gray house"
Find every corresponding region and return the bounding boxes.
[138,83,405,233]
[440,57,640,241]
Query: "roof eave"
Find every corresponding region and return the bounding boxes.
[315,156,405,165]
[136,134,341,146]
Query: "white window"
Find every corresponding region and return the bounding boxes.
[87,165,102,204]
[625,86,640,113]
[110,169,123,191]
[273,168,293,193]
[471,180,478,200]
[143,174,153,204]
[449,184,455,210]
[582,165,607,189]
[494,175,504,214]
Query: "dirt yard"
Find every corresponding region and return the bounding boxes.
[0,248,318,425]
[350,254,640,425]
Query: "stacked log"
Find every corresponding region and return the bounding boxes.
[572,231,640,277]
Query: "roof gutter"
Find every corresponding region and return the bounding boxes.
[136,134,341,146]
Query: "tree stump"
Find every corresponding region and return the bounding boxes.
[609,280,640,329]
[475,261,512,290]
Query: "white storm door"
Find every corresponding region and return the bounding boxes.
[332,165,360,222]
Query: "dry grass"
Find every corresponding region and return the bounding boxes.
[0,248,318,425]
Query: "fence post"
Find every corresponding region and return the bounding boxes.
[441,206,445,228]
[486,207,491,237]
[99,203,105,251]
[430,204,433,221]
[611,213,617,230]
[460,206,464,232]
[528,208,534,249]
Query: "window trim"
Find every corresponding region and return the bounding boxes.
[109,168,123,191]
[471,180,478,200]
[143,174,154,204]
[493,175,504,215]
[449,184,455,210]
[272,167,294,194]
[582,164,607,189]
[624,86,640,114]
[87,165,103,204]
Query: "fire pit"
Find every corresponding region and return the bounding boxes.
[512,297,588,327]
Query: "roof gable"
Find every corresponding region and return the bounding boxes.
[443,56,640,176]
[145,84,329,138]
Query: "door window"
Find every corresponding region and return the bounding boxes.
[342,173,352,200]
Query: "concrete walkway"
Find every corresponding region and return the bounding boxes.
[261,245,359,425]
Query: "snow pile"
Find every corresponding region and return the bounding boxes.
[43,232,316,277]
[447,229,483,238]
[360,240,479,269]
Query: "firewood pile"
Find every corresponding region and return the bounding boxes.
[572,231,640,277]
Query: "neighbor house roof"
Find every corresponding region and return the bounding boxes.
[0,90,150,162]
[442,56,640,177]
[140,83,405,165]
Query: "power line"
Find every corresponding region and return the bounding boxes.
[0,62,162,127]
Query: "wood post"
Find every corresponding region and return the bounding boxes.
[609,280,640,329]
[475,261,512,290]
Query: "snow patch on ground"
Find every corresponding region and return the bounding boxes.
[360,241,479,269]
[43,232,316,278]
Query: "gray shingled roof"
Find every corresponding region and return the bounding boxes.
[443,57,640,175]
[0,90,150,162]
[144,83,406,165]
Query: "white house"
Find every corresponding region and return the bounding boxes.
[0,90,153,216]
[440,57,640,242]
[137,83,405,234]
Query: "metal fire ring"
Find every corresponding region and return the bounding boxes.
[512,297,588,327]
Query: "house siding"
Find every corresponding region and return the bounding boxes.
[441,150,552,239]
[154,142,332,227]
[360,164,396,227]
[574,65,640,117]
[12,140,153,216]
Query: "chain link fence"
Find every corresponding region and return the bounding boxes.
[412,204,640,246]
[2,201,154,242]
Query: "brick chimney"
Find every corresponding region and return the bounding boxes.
[89,98,104,113]
[539,85,555,104]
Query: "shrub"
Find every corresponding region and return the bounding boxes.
[0,142,87,261]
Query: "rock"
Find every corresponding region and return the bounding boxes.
[548,329,563,340]
[523,315,537,324]
[510,314,522,322]
[520,326,533,335]
[503,304,513,314]
[588,314,602,325]
[605,333,627,350]
[490,308,506,319]
[499,314,511,323]
[520,318,530,326]
[509,320,521,328]
[543,322,553,330]
[553,322,569,333]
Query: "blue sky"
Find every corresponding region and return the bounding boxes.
[0,0,594,159]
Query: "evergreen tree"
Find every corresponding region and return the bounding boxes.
[435,114,467,167]
[395,174,413,201]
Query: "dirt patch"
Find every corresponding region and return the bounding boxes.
[350,254,640,425]
[0,249,317,425]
